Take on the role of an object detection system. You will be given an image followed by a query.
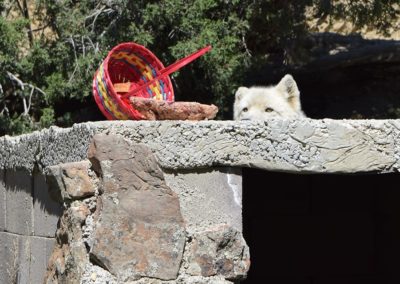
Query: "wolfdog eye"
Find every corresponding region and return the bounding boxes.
[265,107,273,112]
[242,107,248,112]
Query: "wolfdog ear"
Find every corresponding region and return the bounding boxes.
[276,74,301,111]
[235,87,248,101]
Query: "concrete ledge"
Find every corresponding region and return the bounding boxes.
[1,119,400,173]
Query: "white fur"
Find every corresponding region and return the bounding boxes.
[234,74,305,120]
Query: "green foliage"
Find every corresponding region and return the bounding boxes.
[0,0,398,135]
[39,107,55,128]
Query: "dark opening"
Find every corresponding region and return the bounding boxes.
[242,169,400,284]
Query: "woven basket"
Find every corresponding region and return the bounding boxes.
[93,42,211,120]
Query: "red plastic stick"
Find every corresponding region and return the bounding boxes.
[120,45,212,97]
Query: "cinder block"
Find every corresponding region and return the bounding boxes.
[5,169,33,235]
[0,232,31,284]
[17,234,31,284]
[0,232,15,284]
[30,236,56,284]
[0,170,5,231]
[164,168,243,233]
[33,172,62,237]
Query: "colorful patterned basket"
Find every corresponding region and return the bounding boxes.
[93,42,211,120]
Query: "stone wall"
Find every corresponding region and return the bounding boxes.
[0,169,62,283]
[43,134,248,283]
[1,119,399,283]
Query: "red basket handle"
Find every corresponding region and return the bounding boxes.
[160,45,212,77]
[120,45,212,98]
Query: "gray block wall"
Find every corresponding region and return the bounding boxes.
[5,169,33,235]
[0,169,62,284]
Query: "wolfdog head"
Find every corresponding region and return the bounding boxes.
[234,74,305,120]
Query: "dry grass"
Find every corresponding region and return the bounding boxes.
[305,3,400,40]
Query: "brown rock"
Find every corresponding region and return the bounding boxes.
[129,96,218,120]
[46,161,95,201]
[62,162,96,199]
[88,135,166,193]
[45,241,88,284]
[88,134,186,281]
[44,245,65,284]
[70,202,90,224]
[45,204,90,284]
[186,225,250,280]
[87,134,132,175]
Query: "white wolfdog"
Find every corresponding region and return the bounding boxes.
[234,74,305,120]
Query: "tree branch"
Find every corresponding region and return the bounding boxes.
[5,71,46,118]
[7,72,25,90]
[22,0,33,46]
[85,5,107,32]
[14,0,24,15]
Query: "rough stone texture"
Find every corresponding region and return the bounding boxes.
[1,119,400,173]
[164,168,242,234]
[184,225,250,280]
[5,169,33,235]
[129,96,219,120]
[33,171,63,237]
[88,134,186,281]
[0,123,94,172]
[43,135,247,283]
[61,161,96,199]
[80,263,234,284]
[92,120,400,173]
[81,263,117,284]
[47,161,96,201]
[45,202,91,284]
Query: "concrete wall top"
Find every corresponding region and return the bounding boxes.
[1,119,400,173]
